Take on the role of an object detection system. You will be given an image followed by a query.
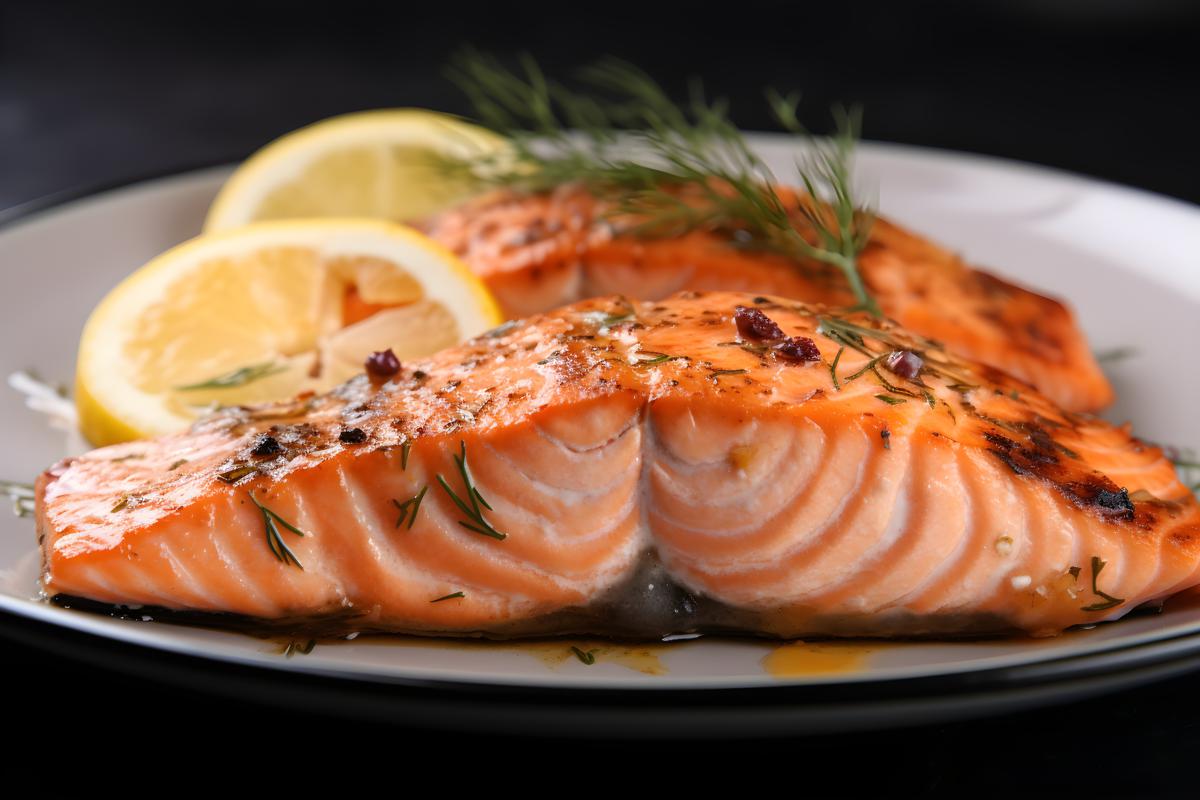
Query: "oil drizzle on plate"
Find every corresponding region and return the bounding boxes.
[521,640,668,675]
[762,641,874,677]
[299,634,670,675]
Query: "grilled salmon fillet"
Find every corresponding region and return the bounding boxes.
[422,185,1113,413]
[36,292,1197,638]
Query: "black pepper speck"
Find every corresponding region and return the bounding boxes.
[251,435,283,457]
[339,428,368,444]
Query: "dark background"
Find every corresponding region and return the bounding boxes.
[2,0,1199,792]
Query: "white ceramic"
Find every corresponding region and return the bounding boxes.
[1,139,1198,693]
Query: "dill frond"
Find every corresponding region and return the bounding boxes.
[443,49,878,313]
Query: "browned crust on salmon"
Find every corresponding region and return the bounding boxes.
[36,292,1193,639]
[422,185,1113,412]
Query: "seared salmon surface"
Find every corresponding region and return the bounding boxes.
[37,292,1197,638]
[423,185,1113,413]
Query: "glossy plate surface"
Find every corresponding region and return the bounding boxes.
[1,138,1198,709]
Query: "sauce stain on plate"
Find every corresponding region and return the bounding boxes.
[762,641,874,677]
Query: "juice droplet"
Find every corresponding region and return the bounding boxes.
[762,641,872,677]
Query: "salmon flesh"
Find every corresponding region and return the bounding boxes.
[36,292,1198,639]
[423,186,1113,413]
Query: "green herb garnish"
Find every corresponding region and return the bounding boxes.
[583,309,637,329]
[392,486,429,530]
[1096,347,1137,364]
[283,639,316,657]
[431,591,466,603]
[249,490,307,569]
[444,50,877,313]
[436,441,507,540]
[570,646,598,665]
[168,459,188,471]
[176,361,285,391]
[1,480,35,518]
[875,394,907,405]
[1081,556,1124,612]
[828,346,845,390]
[634,351,683,366]
[710,368,749,379]
[217,465,257,484]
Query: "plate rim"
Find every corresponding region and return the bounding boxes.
[3,139,1200,697]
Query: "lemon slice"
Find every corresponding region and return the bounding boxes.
[204,110,506,232]
[76,220,503,445]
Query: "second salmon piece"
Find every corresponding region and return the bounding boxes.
[37,292,1197,638]
[423,185,1113,412]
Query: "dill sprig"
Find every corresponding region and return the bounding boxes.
[1080,556,1125,612]
[249,490,307,569]
[436,441,507,540]
[1,480,35,518]
[176,361,285,391]
[444,49,878,314]
[570,645,598,665]
[283,639,316,657]
[392,486,428,530]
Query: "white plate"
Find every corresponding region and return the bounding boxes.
[2,139,1198,702]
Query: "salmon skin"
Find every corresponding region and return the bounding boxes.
[37,292,1197,639]
[422,185,1113,413]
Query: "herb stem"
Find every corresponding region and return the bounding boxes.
[445,51,877,312]
[436,441,507,541]
[249,490,307,569]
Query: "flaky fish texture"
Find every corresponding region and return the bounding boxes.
[423,185,1113,412]
[37,292,1197,639]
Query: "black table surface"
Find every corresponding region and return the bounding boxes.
[2,1,1197,790]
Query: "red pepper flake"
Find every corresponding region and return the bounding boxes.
[365,349,401,382]
[773,336,821,363]
[884,350,924,380]
[734,305,785,342]
[339,428,368,444]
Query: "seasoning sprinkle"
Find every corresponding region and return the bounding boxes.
[401,441,413,470]
[176,361,285,391]
[365,348,402,382]
[734,305,785,341]
[828,347,845,390]
[339,428,368,444]
[570,646,598,665]
[168,459,188,471]
[436,441,507,540]
[1,480,35,518]
[883,350,924,380]
[283,639,316,658]
[633,351,682,366]
[773,336,821,363]
[431,591,465,603]
[249,490,307,569]
[1081,556,1125,612]
[392,486,429,530]
[217,465,257,484]
[250,435,283,457]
